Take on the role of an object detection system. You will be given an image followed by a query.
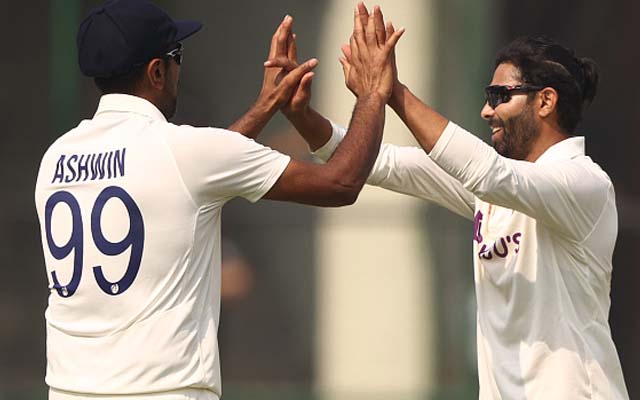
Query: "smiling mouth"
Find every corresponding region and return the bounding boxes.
[490,127,503,142]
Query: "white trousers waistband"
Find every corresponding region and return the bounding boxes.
[49,388,220,400]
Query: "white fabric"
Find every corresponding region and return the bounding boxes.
[49,388,219,400]
[314,121,629,399]
[314,121,476,220]
[35,94,290,397]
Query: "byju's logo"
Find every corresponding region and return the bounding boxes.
[473,210,522,260]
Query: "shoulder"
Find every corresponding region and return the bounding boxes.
[564,155,613,188]
[164,124,259,148]
[549,136,612,188]
[549,156,614,209]
[38,120,91,164]
[163,124,287,171]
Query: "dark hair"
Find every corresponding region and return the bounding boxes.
[495,35,599,134]
[94,64,147,95]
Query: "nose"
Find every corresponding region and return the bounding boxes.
[480,102,494,121]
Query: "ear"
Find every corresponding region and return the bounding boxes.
[145,58,167,90]
[537,87,558,118]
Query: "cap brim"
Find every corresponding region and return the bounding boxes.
[175,20,202,42]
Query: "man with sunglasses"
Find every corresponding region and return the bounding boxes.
[35,0,404,399]
[272,5,629,398]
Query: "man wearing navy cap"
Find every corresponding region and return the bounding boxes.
[34,0,404,398]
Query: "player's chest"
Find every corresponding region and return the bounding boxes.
[472,203,535,283]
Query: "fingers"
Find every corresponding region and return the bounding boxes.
[349,34,360,64]
[288,32,298,62]
[384,26,406,51]
[268,22,281,58]
[268,15,291,59]
[386,22,398,71]
[358,4,388,50]
[356,2,369,28]
[365,7,377,45]
[373,6,386,45]
[339,56,351,84]
[386,21,395,37]
[264,57,299,71]
[341,43,352,61]
[353,4,366,51]
[276,16,292,58]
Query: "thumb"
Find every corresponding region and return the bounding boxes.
[264,57,299,71]
[298,71,314,98]
[341,44,352,61]
[339,56,351,80]
[384,26,406,51]
[281,58,319,87]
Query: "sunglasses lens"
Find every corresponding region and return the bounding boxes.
[488,93,498,108]
[485,87,508,109]
[485,89,497,109]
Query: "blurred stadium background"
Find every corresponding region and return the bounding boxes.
[2,0,639,399]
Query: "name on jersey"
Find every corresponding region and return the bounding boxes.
[51,148,127,184]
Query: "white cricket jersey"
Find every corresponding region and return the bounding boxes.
[34,94,290,398]
[315,121,629,400]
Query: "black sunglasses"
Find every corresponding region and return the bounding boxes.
[484,84,543,109]
[165,43,184,65]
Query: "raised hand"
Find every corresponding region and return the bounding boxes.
[261,17,331,150]
[283,33,315,117]
[229,15,318,138]
[257,15,318,112]
[339,3,404,101]
[262,28,314,118]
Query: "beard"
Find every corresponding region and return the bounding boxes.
[160,71,179,119]
[491,102,540,160]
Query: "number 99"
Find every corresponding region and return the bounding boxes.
[44,186,145,297]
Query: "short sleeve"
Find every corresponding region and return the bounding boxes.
[165,126,291,206]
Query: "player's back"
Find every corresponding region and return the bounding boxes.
[35,95,223,395]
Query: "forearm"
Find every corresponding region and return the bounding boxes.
[389,83,449,153]
[284,107,332,151]
[261,95,385,208]
[228,99,276,139]
[324,93,386,192]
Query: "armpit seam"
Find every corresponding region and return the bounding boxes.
[578,181,612,245]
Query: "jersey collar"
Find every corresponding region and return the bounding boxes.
[535,136,585,164]
[94,94,168,122]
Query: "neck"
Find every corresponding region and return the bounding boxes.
[134,90,170,119]
[525,123,569,162]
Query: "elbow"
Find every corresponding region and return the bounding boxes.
[319,165,367,206]
[339,188,359,206]
[331,181,363,206]
[345,191,359,205]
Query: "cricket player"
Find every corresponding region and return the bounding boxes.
[34,0,403,399]
[268,3,630,399]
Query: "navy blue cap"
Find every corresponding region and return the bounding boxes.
[77,0,202,78]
